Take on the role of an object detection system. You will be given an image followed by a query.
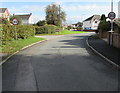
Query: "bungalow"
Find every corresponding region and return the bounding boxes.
[0,8,10,20]
[82,15,101,30]
[14,13,33,25]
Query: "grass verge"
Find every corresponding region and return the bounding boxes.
[2,37,44,54]
[37,30,86,36]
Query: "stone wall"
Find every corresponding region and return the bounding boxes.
[99,31,108,38]
[112,33,120,48]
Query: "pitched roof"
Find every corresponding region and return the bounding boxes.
[15,13,32,20]
[83,15,101,22]
[0,8,7,13]
[83,16,94,22]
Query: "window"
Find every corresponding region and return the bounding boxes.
[95,21,97,23]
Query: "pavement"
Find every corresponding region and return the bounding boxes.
[35,35,65,40]
[88,34,120,67]
[2,32,119,91]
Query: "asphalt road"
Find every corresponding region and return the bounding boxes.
[2,33,119,91]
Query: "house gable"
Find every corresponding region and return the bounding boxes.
[83,15,101,30]
[0,8,10,20]
[15,13,33,24]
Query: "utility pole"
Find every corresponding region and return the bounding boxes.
[111,0,113,32]
[59,5,61,27]
[110,0,114,46]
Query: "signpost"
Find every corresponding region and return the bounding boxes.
[11,19,18,40]
[108,0,116,46]
[108,12,116,20]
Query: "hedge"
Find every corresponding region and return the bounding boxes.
[1,25,35,45]
[35,25,60,34]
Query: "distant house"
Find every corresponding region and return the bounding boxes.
[114,18,120,23]
[0,8,10,20]
[14,13,33,25]
[82,15,101,30]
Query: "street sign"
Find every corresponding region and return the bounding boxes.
[108,12,116,20]
[11,19,18,25]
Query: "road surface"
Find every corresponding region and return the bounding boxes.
[3,33,119,91]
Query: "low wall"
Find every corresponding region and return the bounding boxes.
[112,33,120,48]
[99,31,108,38]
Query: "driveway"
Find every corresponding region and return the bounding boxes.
[3,32,119,91]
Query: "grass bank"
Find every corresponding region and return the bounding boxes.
[37,30,86,36]
[2,37,44,54]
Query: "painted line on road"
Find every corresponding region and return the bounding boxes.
[1,40,47,65]
[86,37,120,70]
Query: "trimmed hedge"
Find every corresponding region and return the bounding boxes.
[1,25,35,44]
[35,25,60,34]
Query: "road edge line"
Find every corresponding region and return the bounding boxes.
[86,37,120,70]
[1,40,47,65]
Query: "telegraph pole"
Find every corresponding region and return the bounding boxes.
[111,0,113,32]
[59,5,61,27]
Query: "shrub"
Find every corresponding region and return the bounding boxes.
[76,27,83,31]
[36,20,46,26]
[0,18,10,25]
[67,26,73,30]
[2,25,35,45]
[35,25,60,34]
[98,21,111,32]
[17,25,35,39]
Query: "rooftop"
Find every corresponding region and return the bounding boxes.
[0,8,7,13]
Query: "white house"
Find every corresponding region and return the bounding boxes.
[14,13,33,25]
[0,8,10,21]
[82,15,101,30]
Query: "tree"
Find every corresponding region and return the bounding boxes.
[100,14,107,21]
[36,20,46,26]
[45,4,66,26]
[77,22,83,27]
[98,21,111,32]
[96,14,109,33]
[10,15,21,25]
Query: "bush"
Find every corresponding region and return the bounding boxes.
[76,27,83,31]
[2,25,35,45]
[98,21,111,32]
[35,25,60,34]
[0,18,10,25]
[17,25,35,39]
[67,26,73,30]
[36,20,46,26]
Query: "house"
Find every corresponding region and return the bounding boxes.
[72,22,83,28]
[0,8,10,20]
[72,23,79,28]
[14,13,33,25]
[114,18,120,23]
[82,15,101,30]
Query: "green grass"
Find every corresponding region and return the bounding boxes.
[2,37,44,54]
[37,30,86,36]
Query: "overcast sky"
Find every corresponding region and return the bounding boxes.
[1,0,119,24]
